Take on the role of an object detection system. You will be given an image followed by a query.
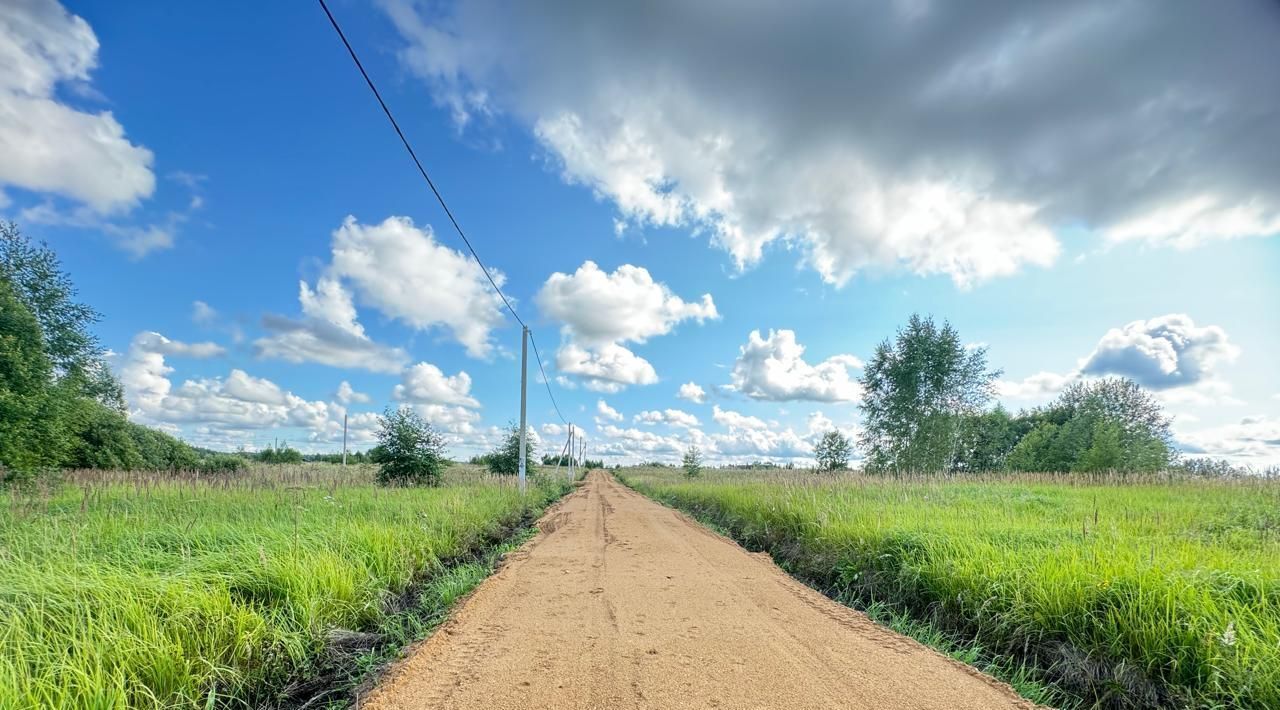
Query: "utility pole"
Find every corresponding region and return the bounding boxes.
[342,413,348,466]
[568,424,575,480]
[518,326,528,493]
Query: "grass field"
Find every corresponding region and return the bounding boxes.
[623,467,1280,709]
[0,463,572,709]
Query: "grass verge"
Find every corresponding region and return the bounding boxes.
[0,464,572,709]
[619,468,1280,709]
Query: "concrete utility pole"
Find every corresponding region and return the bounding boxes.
[342,413,348,466]
[518,326,529,493]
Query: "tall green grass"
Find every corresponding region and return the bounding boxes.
[624,468,1280,709]
[0,464,570,708]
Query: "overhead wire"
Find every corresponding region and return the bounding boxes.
[317,0,569,425]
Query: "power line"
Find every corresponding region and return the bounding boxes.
[528,330,567,424]
[317,0,521,327]
[318,0,569,425]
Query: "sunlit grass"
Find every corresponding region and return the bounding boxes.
[0,463,569,709]
[623,467,1280,708]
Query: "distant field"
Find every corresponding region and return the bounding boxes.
[0,463,571,709]
[623,467,1280,709]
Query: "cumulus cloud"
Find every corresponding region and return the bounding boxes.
[635,408,699,428]
[379,1,1280,286]
[997,314,1243,409]
[255,277,410,374]
[676,382,706,404]
[327,216,509,358]
[129,331,225,359]
[537,261,717,391]
[711,405,768,432]
[1178,415,1280,468]
[393,361,481,408]
[0,0,154,213]
[1080,314,1240,390]
[554,341,658,393]
[119,331,358,449]
[334,380,370,405]
[537,261,717,345]
[730,329,861,402]
[595,399,623,423]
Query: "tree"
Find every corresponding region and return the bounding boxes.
[859,314,1000,472]
[0,275,66,473]
[372,407,447,486]
[813,430,851,471]
[0,222,122,409]
[954,407,1019,472]
[484,421,537,477]
[682,445,703,478]
[1005,378,1174,472]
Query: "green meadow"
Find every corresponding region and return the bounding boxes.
[0,464,570,709]
[624,467,1280,709]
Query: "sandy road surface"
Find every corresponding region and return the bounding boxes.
[362,472,1042,710]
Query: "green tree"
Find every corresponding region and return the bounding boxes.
[682,445,703,478]
[813,430,851,471]
[372,407,447,486]
[1005,378,1173,472]
[954,407,1019,472]
[859,314,1000,472]
[484,422,537,476]
[0,276,66,473]
[0,222,122,409]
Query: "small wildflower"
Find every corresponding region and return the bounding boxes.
[1220,622,1236,647]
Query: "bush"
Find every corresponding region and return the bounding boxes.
[814,430,851,471]
[483,422,536,477]
[682,446,702,478]
[373,407,447,486]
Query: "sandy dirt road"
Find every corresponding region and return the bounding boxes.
[362,471,1042,709]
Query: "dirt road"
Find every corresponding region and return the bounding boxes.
[362,472,1042,709]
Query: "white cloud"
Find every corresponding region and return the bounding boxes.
[119,332,353,448]
[254,277,410,374]
[1177,415,1280,469]
[711,405,768,432]
[997,314,1242,407]
[334,380,370,405]
[191,300,218,325]
[378,1,1280,286]
[996,371,1073,401]
[328,216,508,358]
[595,399,623,423]
[555,341,658,392]
[393,361,481,408]
[677,381,706,404]
[730,329,862,402]
[1080,314,1240,390]
[635,408,699,428]
[537,261,717,391]
[0,1,154,212]
[411,403,481,436]
[129,331,225,359]
[537,261,717,346]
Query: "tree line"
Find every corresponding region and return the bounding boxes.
[814,314,1178,473]
[1,223,243,480]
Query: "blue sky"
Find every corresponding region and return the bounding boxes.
[4,0,1279,466]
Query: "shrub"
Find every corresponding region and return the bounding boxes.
[483,422,536,477]
[372,407,447,486]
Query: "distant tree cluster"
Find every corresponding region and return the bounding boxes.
[472,422,536,477]
[1,222,240,480]
[853,313,1177,474]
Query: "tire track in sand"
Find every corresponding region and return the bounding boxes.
[360,471,1046,710]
